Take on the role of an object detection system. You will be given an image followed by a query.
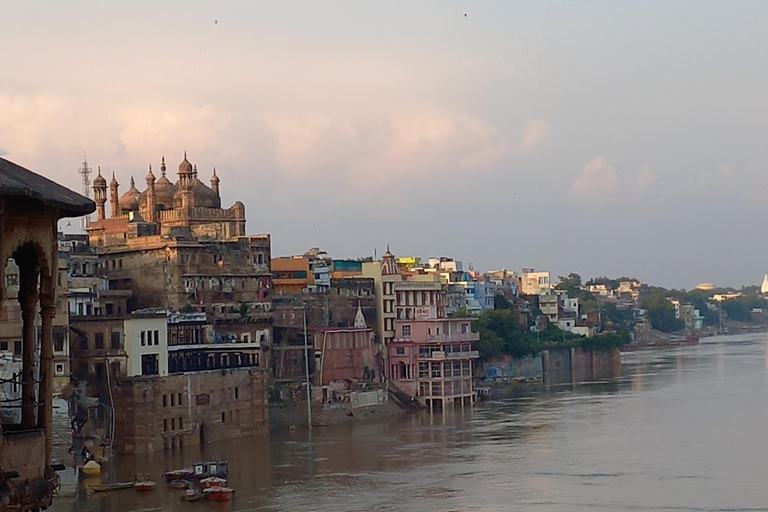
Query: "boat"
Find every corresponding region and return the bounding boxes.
[135,474,156,492]
[88,481,135,492]
[199,476,227,489]
[203,486,234,502]
[162,467,193,482]
[182,488,202,502]
[192,459,229,480]
[168,479,188,489]
[80,460,101,476]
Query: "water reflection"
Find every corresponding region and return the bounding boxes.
[51,333,768,511]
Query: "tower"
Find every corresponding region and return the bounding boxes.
[92,167,107,221]
[210,168,220,198]
[109,172,119,219]
[78,158,93,230]
[145,165,157,223]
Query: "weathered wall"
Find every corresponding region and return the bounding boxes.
[112,367,268,455]
[482,354,543,379]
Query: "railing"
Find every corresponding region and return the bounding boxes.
[418,350,479,360]
[427,333,479,343]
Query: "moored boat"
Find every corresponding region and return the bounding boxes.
[135,474,156,492]
[181,488,202,501]
[88,481,135,492]
[200,476,227,489]
[168,479,188,489]
[203,486,234,502]
[162,467,193,482]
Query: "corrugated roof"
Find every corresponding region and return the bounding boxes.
[0,157,95,217]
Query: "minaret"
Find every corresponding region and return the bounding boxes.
[178,152,194,188]
[210,168,220,198]
[145,165,157,223]
[92,167,107,221]
[109,172,119,218]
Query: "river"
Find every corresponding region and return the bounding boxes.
[51,333,768,511]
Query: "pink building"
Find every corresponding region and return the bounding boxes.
[389,318,479,408]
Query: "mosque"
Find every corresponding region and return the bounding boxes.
[87,153,245,246]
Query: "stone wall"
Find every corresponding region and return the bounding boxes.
[112,367,268,455]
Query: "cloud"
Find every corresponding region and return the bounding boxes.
[515,119,548,152]
[628,165,655,195]
[570,157,618,205]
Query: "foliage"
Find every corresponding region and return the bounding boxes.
[493,294,513,310]
[239,301,250,318]
[555,273,582,290]
[580,331,630,352]
[451,307,475,318]
[601,302,635,330]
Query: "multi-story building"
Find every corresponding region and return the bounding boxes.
[521,268,551,295]
[388,318,478,409]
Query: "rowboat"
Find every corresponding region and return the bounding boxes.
[88,481,135,492]
[199,476,227,489]
[135,474,156,492]
[203,486,234,502]
[162,467,193,482]
[168,479,188,489]
[181,488,202,501]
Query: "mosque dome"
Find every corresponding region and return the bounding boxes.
[118,177,142,211]
[92,168,107,188]
[178,154,193,175]
[150,173,178,209]
[173,177,221,208]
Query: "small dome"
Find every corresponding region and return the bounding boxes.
[118,177,142,211]
[178,153,193,175]
[93,168,107,188]
[109,172,119,188]
[146,164,155,181]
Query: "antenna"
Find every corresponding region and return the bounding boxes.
[78,157,92,231]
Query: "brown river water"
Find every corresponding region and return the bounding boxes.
[50,333,768,511]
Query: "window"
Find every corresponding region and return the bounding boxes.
[163,394,168,407]
[154,330,160,346]
[178,393,182,406]
[55,363,65,375]
[396,347,405,355]
[94,333,104,349]
[105,303,113,315]
[95,363,104,379]
[141,354,159,376]
[435,327,440,335]
[234,387,239,400]
[418,362,429,378]
[171,394,175,407]
[163,419,168,432]
[0,341,8,351]
[461,323,469,334]
[171,418,175,430]
[431,362,441,378]
[54,335,64,352]
[401,325,411,337]
[111,331,121,349]
[221,411,226,423]
[141,331,146,346]
[179,417,183,430]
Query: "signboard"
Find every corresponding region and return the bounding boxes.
[415,307,435,320]
[196,393,210,406]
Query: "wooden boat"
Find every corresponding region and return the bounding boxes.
[88,481,135,492]
[203,486,234,502]
[181,488,202,502]
[168,479,188,489]
[192,459,228,480]
[199,476,227,489]
[162,467,193,482]
[135,474,156,492]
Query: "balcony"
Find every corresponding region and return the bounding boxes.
[418,350,479,360]
[427,332,479,343]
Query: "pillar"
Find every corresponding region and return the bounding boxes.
[18,265,39,430]
[38,298,54,466]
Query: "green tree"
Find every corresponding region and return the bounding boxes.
[493,293,513,310]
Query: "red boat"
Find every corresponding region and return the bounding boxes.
[200,476,227,489]
[203,486,234,502]
[162,468,193,482]
[135,481,156,492]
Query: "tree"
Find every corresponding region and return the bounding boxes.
[555,273,582,291]
[493,294,513,310]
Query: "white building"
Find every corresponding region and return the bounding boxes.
[124,313,169,377]
[521,268,551,295]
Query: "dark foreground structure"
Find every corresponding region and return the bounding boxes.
[0,157,94,511]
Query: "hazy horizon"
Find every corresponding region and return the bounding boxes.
[3,1,768,290]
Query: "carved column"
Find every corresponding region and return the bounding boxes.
[18,265,39,430]
[38,298,54,465]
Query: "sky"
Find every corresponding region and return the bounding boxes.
[2,1,768,290]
